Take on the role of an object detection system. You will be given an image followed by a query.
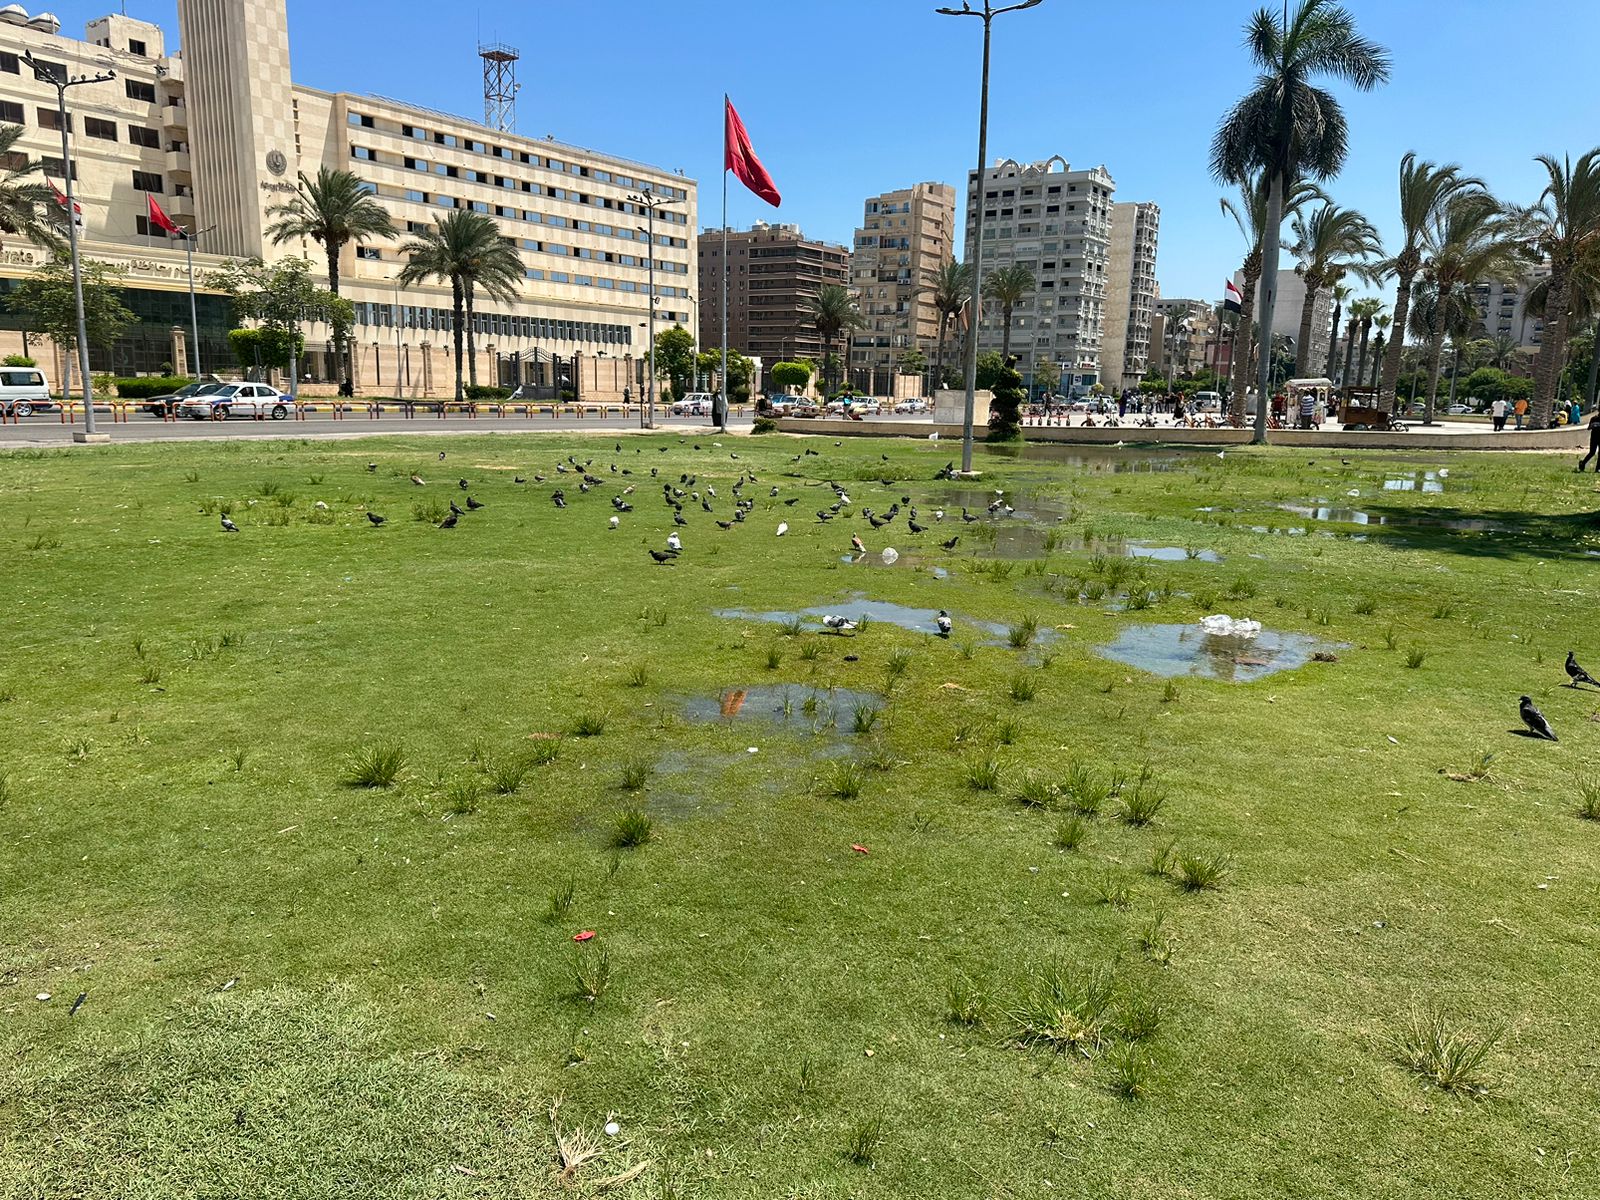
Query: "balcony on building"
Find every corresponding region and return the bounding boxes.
[164,141,192,183]
[166,187,195,221]
[161,100,186,131]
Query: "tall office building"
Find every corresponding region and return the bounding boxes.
[849,182,955,384]
[1234,269,1335,378]
[0,1,696,398]
[1101,200,1159,390]
[697,222,849,367]
[963,156,1115,389]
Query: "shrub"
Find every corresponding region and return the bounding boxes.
[1175,849,1230,892]
[1392,1008,1498,1096]
[1054,813,1089,851]
[610,807,654,848]
[464,384,512,401]
[113,375,192,399]
[344,743,404,788]
[752,416,779,434]
[2,354,37,367]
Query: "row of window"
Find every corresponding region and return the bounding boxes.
[347,110,687,202]
[352,302,636,345]
[370,183,689,255]
[0,98,163,148]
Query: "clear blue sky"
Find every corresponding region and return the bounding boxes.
[73,0,1600,304]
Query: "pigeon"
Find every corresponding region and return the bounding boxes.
[851,534,867,555]
[962,509,978,523]
[314,501,328,511]
[534,473,546,483]
[1520,696,1558,741]
[609,515,620,529]
[869,513,889,530]
[649,549,675,564]
[936,610,953,638]
[1566,651,1597,688]
[934,509,946,522]
[674,512,688,527]
[466,497,484,511]
[438,450,446,460]
[717,520,734,530]
[450,500,465,517]
[410,475,425,486]
[821,614,857,635]
[667,532,682,552]
[552,491,567,509]
[220,515,239,533]
[784,497,799,506]
[458,479,469,490]
[941,536,960,550]
[367,513,386,526]
[438,512,458,529]
[776,522,789,537]
[908,520,927,534]
[366,463,377,473]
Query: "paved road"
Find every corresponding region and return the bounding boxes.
[0,411,762,447]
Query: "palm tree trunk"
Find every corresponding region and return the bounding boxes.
[1295,281,1318,379]
[450,277,465,403]
[464,283,479,389]
[1356,322,1372,388]
[1586,328,1600,412]
[326,241,343,387]
[1380,275,1413,414]
[1340,318,1357,387]
[1001,304,1012,361]
[935,316,947,394]
[1368,334,1385,389]
[1228,271,1258,425]
[1324,299,1343,380]
[1423,333,1445,425]
[1532,267,1571,428]
[1251,172,1285,445]
[1446,342,1463,410]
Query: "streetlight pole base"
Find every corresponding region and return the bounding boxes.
[72,431,112,445]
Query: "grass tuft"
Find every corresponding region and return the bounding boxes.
[544,878,576,922]
[610,807,654,848]
[1119,781,1167,826]
[851,703,881,735]
[964,753,1002,793]
[1054,813,1089,851]
[991,716,1020,746]
[844,1116,883,1167]
[1392,1008,1497,1096]
[138,663,162,685]
[1006,615,1040,649]
[1007,961,1115,1055]
[444,779,481,815]
[572,711,608,738]
[764,644,783,671]
[946,972,987,1027]
[487,757,531,795]
[824,759,865,801]
[1175,849,1230,892]
[625,663,650,688]
[573,946,612,1004]
[1014,771,1058,809]
[1103,1043,1154,1101]
[1063,763,1110,816]
[1576,778,1600,821]
[526,738,561,766]
[618,756,652,792]
[1009,672,1038,703]
[1138,912,1174,965]
[1405,646,1430,669]
[344,743,404,789]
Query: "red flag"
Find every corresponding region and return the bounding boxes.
[724,98,780,208]
[147,193,186,238]
[47,179,82,228]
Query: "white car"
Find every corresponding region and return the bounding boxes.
[0,366,51,416]
[670,392,715,417]
[896,398,929,414]
[181,382,293,420]
[850,397,882,415]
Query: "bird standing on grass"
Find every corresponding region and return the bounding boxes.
[220,515,239,533]
[1566,651,1597,688]
[941,535,960,551]
[667,531,682,553]
[1520,696,1558,741]
[609,515,620,529]
[450,500,465,517]
[367,513,386,526]
[466,497,484,511]
[649,549,675,565]
[438,512,458,529]
[936,610,952,638]
[822,615,858,635]
[776,523,789,537]
[410,474,425,487]
[851,534,867,555]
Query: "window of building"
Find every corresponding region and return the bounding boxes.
[467,139,485,153]
[403,124,426,139]
[550,272,569,284]
[351,145,374,160]
[36,107,69,132]
[129,38,148,56]
[357,247,382,260]
[129,124,159,149]
[85,116,117,141]
[132,170,163,193]
[0,51,18,74]
[405,189,428,203]
[39,156,74,179]
[0,100,22,125]
[433,132,457,148]
[126,79,157,103]
[406,220,428,234]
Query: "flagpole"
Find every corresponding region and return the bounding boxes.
[186,234,201,379]
[720,100,729,431]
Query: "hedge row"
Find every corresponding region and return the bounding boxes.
[114,376,193,399]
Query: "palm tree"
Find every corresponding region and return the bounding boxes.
[1367,312,1391,389]
[396,211,516,403]
[1211,0,1390,442]
[1324,281,1352,379]
[0,124,63,254]
[457,232,522,390]
[1290,202,1381,376]
[1520,150,1600,425]
[267,166,396,385]
[1524,245,1600,411]
[804,284,865,395]
[1416,192,1526,423]
[925,260,973,391]
[1376,154,1483,413]
[1220,174,1325,424]
[981,263,1036,361]
[1340,310,1360,385]
[1349,297,1383,388]
[1485,331,1522,370]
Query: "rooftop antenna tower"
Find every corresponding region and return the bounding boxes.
[479,42,520,133]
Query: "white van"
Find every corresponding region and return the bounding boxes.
[0,366,51,416]
[1191,390,1222,412]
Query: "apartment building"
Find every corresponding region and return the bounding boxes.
[963,156,1115,390]
[1150,297,1216,380]
[697,222,848,367]
[1101,200,1159,390]
[1232,269,1334,378]
[849,182,955,384]
[0,1,696,397]
[1471,266,1549,350]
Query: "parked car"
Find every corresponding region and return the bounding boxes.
[180,382,293,420]
[1191,390,1222,412]
[0,366,52,417]
[670,392,716,417]
[1447,403,1473,415]
[145,381,223,418]
[850,397,881,415]
[790,399,821,418]
[896,398,930,414]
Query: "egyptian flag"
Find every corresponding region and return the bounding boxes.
[47,179,82,228]
[147,194,187,239]
[1223,279,1243,314]
[725,98,780,208]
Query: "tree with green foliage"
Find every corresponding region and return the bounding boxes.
[769,361,811,395]
[981,263,1035,360]
[897,348,927,378]
[228,326,303,376]
[0,124,62,254]
[207,256,352,393]
[1289,201,1381,376]
[1211,0,1390,440]
[803,284,865,394]
[1521,150,1600,424]
[974,350,1006,392]
[1033,358,1061,395]
[395,212,517,402]
[8,258,134,386]
[925,260,972,391]
[266,167,395,385]
[654,326,696,402]
[987,357,1024,441]
[696,347,753,403]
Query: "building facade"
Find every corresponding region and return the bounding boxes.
[849,182,955,385]
[1150,297,1217,380]
[1470,266,1549,350]
[697,222,848,368]
[0,1,696,398]
[1101,200,1159,390]
[963,156,1115,390]
[1233,269,1334,380]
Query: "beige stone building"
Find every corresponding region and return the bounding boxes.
[0,2,696,399]
[697,222,849,368]
[1102,200,1159,390]
[849,182,955,389]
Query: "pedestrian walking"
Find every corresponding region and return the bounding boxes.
[1578,411,1600,472]
[1491,397,1508,432]
[1514,396,1529,430]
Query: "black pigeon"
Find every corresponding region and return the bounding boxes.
[552,491,567,509]
[514,476,527,484]
[459,479,469,490]
[908,520,926,534]
[466,497,484,510]
[649,549,675,564]
[366,463,377,473]
[450,500,465,516]
[534,474,546,483]
[674,513,689,527]
[1520,696,1558,741]
[784,497,800,506]
[438,512,458,529]
[702,500,713,513]
[367,512,386,526]
[961,508,979,523]
[438,451,446,460]
[869,514,889,529]
[220,515,239,533]
[717,520,734,530]
[941,535,960,550]
[1566,651,1597,688]
[615,443,622,453]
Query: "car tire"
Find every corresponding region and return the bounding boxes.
[213,406,230,421]
[14,402,32,418]
[270,405,287,420]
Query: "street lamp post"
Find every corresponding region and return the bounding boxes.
[22,51,115,440]
[183,223,218,381]
[629,186,677,429]
[935,0,1043,475]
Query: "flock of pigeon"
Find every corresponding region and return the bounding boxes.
[1519,652,1598,742]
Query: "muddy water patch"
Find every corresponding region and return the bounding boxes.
[1095,623,1331,682]
[714,596,1036,644]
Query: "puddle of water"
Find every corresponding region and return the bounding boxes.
[981,444,1199,473]
[1383,471,1446,493]
[1128,543,1223,563]
[1095,623,1329,682]
[1283,504,1383,525]
[679,684,879,729]
[1284,502,1505,534]
[714,596,1036,644]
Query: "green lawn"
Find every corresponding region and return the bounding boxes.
[2,433,1598,1198]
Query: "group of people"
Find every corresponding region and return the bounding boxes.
[1489,396,1585,432]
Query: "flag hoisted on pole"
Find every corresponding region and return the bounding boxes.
[147,195,204,381]
[47,179,82,228]
[721,97,780,429]
[1223,279,1244,314]
[146,193,186,239]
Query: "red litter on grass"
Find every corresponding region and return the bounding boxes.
[573,930,596,942]
[851,844,870,855]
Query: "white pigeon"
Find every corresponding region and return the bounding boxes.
[667,531,682,552]
[314,500,329,510]
[776,523,789,537]
[608,515,620,529]
[934,509,946,522]
[1437,468,1449,478]
[1216,450,1226,459]
[929,432,939,442]
[936,610,953,638]
[821,614,857,634]
[707,486,717,497]
[838,493,851,506]
[1347,489,1360,498]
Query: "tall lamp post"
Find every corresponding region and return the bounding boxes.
[182,223,218,380]
[22,50,115,441]
[935,0,1042,475]
[629,186,677,428]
